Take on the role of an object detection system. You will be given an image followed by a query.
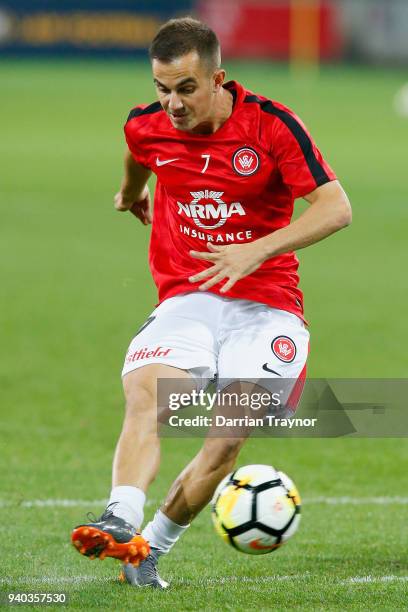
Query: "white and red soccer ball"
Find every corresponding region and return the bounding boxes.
[211,464,301,555]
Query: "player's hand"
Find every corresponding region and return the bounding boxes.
[189,242,266,293]
[114,186,152,225]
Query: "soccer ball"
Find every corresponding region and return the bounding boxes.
[211,464,301,554]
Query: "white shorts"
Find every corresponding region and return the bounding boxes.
[122,292,309,402]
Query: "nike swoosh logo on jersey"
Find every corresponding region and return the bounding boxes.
[156,157,180,166]
[262,364,282,376]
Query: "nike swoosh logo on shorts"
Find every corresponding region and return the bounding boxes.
[156,157,179,166]
[262,363,282,376]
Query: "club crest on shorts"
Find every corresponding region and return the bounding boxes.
[272,336,296,363]
[232,147,260,176]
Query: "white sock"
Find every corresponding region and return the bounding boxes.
[142,509,189,554]
[107,485,146,530]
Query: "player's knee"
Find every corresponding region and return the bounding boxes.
[122,371,156,417]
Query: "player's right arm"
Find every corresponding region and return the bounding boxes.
[114,149,153,225]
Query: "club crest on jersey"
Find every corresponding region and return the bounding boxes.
[177,190,245,229]
[232,147,260,176]
[272,336,296,363]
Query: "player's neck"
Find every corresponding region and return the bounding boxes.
[190,88,234,135]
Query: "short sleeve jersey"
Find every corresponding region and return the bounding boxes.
[124,80,336,321]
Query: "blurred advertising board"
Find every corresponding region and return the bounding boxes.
[342,0,408,63]
[0,0,193,56]
[197,0,344,61]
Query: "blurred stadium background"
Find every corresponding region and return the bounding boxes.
[1,1,407,609]
[1,0,408,65]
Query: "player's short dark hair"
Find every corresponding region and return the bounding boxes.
[149,17,221,71]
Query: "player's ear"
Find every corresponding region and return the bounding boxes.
[213,69,226,92]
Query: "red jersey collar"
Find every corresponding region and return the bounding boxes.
[223,80,245,110]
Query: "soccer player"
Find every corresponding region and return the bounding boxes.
[71,17,351,588]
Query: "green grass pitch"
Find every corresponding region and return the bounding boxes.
[1,60,408,610]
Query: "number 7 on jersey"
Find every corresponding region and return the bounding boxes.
[201,154,211,173]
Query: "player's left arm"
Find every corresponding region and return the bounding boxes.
[189,179,351,293]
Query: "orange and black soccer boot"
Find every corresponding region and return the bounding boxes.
[71,503,150,566]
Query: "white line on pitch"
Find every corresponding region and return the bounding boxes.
[0,575,305,587]
[340,575,408,584]
[1,496,408,509]
[303,496,408,505]
[175,575,304,586]
[2,574,408,587]
[0,576,113,585]
[0,499,155,508]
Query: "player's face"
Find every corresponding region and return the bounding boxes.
[152,51,224,133]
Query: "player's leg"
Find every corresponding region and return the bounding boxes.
[123,432,248,588]
[160,434,247,524]
[71,293,219,571]
[125,302,310,585]
[71,363,195,566]
[123,379,254,588]
[111,363,194,502]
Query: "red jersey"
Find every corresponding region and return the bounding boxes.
[124,80,336,320]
